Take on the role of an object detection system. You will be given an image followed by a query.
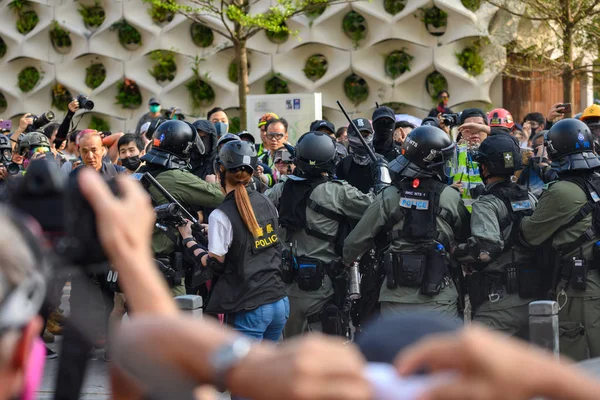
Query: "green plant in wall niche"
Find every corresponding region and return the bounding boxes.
[51,83,72,111]
[78,1,105,29]
[228,60,251,84]
[456,45,485,76]
[111,20,142,49]
[265,75,289,94]
[384,0,406,15]
[50,21,72,50]
[85,63,106,90]
[186,59,215,110]
[306,3,326,19]
[0,37,7,59]
[148,1,175,25]
[18,66,40,93]
[115,78,142,109]
[149,50,177,83]
[229,116,240,134]
[461,0,481,12]
[0,92,7,113]
[266,22,289,44]
[9,1,39,35]
[385,49,413,79]
[89,115,110,131]
[418,7,447,36]
[190,23,214,47]
[425,71,448,103]
[343,11,367,47]
[344,74,369,105]
[303,54,328,81]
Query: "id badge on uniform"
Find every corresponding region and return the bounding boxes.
[400,190,430,210]
[510,200,533,211]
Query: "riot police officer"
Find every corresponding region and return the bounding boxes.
[521,118,600,361]
[266,131,373,338]
[137,120,224,296]
[454,134,536,337]
[344,126,470,318]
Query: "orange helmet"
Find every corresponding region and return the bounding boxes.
[258,112,279,128]
[488,108,514,129]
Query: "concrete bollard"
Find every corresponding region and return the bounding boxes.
[174,295,203,318]
[529,300,559,357]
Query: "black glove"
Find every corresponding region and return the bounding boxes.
[371,158,391,193]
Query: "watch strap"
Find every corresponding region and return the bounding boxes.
[210,337,252,392]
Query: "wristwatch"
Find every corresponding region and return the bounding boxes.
[210,337,253,392]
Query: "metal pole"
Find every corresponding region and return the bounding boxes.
[529,300,559,357]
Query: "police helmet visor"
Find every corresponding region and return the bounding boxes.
[425,142,457,178]
[1,148,12,162]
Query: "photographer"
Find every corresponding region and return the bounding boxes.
[9,113,34,150]
[451,108,489,211]
[55,99,80,142]
[178,140,288,342]
[75,168,371,400]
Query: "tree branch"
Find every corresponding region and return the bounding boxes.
[485,0,554,21]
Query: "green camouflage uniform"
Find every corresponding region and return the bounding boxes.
[343,182,470,318]
[522,180,600,361]
[266,178,373,337]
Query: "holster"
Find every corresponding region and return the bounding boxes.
[422,249,446,297]
[328,260,348,309]
[467,273,498,312]
[295,256,325,291]
[383,251,396,289]
[281,245,296,284]
[320,303,344,336]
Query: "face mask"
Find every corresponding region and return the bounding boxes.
[121,155,141,171]
[373,119,395,135]
[149,105,161,114]
[214,122,228,137]
[21,337,46,400]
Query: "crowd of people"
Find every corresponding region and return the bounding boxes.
[2,90,600,399]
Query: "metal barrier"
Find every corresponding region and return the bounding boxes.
[174,295,203,318]
[529,300,559,357]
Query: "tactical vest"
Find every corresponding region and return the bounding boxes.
[486,182,534,247]
[279,178,354,257]
[206,189,285,314]
[383,178,454,250]
[555,172,600,255]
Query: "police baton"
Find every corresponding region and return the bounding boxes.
[141,173,199,225]
[336,100,378,163]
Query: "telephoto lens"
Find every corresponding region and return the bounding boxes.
[77,94,95,111]
[30,111,55,131]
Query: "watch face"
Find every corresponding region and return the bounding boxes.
[211,337,253,379]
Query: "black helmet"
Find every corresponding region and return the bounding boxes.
[19,131,50,155]
[546,118,600,172]
[0,134,11,150]
[218,140,257,173]
[421,117,440,128]
[294,131,336,177]
[142,120,199,169]
[473,134,522,176]
[217,133,241,149]
[390,125,455,181]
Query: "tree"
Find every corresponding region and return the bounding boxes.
[487,0,600,109]
[148,0,342,129]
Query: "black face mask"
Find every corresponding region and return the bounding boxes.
[373,118,395,135]
[121,155,141,171]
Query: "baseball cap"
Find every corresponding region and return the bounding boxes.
[310,120,335,134]
[372,106,395,122]
[237,131,255,144]
[348,118,373,137]
[148,97,160,106]
[258,113,279,128]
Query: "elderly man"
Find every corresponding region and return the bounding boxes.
[77,130,125,177]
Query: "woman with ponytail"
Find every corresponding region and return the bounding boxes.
[178,140,288,342]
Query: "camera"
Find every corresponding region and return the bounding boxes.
[77,94,94,111]
[4,162,21,175]
[8,159,118,268]
[27,111,55,132]
[441,113,460,127]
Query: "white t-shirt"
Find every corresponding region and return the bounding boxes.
[208,209,233,257]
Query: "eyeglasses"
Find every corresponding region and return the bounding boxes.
[266,133,285,140]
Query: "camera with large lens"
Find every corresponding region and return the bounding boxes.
[4,162,21,175]
[27,111,55,132]
[76,94,94,111]
[441,113,460,127]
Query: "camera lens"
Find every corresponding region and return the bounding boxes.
[6,163,21,175]
[78,95,94,111]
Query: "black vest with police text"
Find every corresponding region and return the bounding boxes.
[206,189,285,314]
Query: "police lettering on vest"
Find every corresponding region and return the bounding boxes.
[255,222,279,250]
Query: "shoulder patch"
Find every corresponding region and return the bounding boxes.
[542,180,557,190]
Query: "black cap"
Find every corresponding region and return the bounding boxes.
[148,97,160,106]
[237,131,255,144]
[310,120,335,134]
[421,117,440,128]
[348,118,373,136]
[356,313,461,364]
[459,108,488,125]
[473,134,522,174]
[372,106,395,122]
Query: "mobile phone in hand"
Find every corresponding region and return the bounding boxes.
[559,103,572,114]
[0,120,12,131]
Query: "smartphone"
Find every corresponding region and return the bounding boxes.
[559,103,572,114]
[0,120,12,131]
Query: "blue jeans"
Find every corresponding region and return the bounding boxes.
[232,297,289,342]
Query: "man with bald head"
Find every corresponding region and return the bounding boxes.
[77,130,125,177]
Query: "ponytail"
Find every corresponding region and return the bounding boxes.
[225,169,261,237]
